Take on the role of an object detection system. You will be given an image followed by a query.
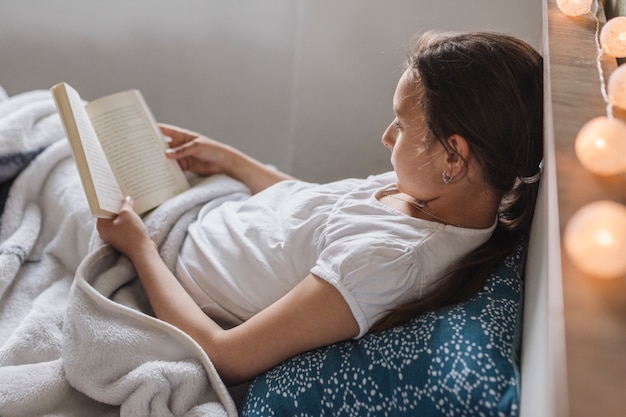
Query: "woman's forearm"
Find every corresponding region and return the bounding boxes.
[222,146,295,194]
[127,244,268,385]
[128,242,224,346]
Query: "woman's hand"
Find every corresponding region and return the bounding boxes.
[96,197,156,260]
[160,123,296,194]
[160,123,232,177]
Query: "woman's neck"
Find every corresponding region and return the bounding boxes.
[378,184,498,229]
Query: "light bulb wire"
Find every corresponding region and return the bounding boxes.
[592,0,614,118]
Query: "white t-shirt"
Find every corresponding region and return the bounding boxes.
[176,171,496,337]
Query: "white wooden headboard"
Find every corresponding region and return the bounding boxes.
[519,2,569,415]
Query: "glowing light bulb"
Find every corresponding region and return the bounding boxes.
[608,63,626,109]
[564,200,626,279]
[601,16,626,58]
[574,116,626,176]
[556,0,593,16]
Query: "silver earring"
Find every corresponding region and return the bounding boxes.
[442,171,453,184]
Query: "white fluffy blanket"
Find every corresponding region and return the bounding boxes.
[0,89,249,416]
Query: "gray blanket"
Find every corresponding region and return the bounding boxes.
[0,89,249,416]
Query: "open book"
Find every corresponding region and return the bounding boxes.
[51,82,189,218]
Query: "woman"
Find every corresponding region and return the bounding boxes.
[97,30,543,386]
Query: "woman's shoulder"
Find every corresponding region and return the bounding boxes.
[357,171,397,187]
[316,171,397,193]
[367,171,397,182]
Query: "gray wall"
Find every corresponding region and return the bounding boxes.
[0,0,542,183]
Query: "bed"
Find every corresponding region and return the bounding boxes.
[0,2,570,416]
[0,90,535,417]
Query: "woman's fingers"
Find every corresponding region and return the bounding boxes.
[159,123,199,147]
[158,124,228,176]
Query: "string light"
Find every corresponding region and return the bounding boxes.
[564,201,626,279]
[574,116,626,176]
[600,16,626,57]
[556,0,593,16]
[607,63,626,109]
[559,0,626,279]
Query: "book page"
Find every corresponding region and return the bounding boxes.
[52,83,124,216]
[86,91,189,214]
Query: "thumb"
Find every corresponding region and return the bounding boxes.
[164,143,192,171]
[165,139,199,159]
[120,196,133,211]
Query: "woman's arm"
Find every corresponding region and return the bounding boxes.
[97,198,359,386]
[160,124,295,194]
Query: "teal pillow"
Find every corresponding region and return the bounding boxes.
[242,243,525,417]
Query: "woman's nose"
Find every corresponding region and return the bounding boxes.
[381,123,395,149]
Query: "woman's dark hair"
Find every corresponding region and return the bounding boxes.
[371,31,543,332]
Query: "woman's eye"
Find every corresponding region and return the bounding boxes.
[394,120,402,129]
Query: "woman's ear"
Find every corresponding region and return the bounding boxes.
[443,134,470,180]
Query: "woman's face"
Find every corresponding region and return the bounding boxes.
[381,69,447,200]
